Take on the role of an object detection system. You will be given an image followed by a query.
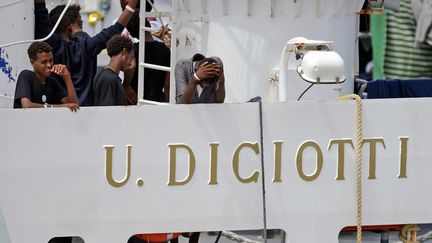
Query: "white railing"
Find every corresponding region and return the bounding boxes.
[138,0,176,105]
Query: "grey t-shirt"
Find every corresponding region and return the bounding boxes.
[174,57,222,104]
[93,68,127,106]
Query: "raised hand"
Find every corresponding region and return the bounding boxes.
[195,62,218,80]
[51,64,71,78]
[124,0,139,8]
[214,63,224,82]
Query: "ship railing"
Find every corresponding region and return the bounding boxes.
[138,0,177,105]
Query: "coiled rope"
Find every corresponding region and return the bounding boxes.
[337,94,363,243]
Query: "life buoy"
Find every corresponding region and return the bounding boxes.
[135,233,182,242]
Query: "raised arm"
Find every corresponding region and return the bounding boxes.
[20,98,45,108]
[117,0,139,27]
[87,0,139,56]
[34,0,63,47]
[34,0,51,39]
[175,62,196,104]
[52,65,79,111]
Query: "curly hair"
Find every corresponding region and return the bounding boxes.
[27,42,52,60]
[49,5,72,33]
[49,4,81,33]
[66,4,81,24]
[106,36,134,57]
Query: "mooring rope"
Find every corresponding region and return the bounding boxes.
[258,101,268,243]
[337,94,363,243]
[221,230,262,243]
[416,230,432,242]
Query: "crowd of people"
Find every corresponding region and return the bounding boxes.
[13,0,226,112]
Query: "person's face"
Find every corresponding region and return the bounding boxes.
[121,49,136,72]
[31,52,53,79]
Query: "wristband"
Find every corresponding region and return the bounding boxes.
[193,73,200,82]
[125,5,135,13]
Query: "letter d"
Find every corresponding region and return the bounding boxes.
[168,144,196,186]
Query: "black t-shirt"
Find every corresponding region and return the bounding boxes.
[13,70,67,108]
[131,41,171,102]
[93,68,127,106]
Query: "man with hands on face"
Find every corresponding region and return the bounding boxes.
[175,54,225,104]
[14,41,79,112]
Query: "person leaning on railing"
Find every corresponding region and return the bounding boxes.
[13,42,79,112]
[92,36,136,106]
[175,54,226,104]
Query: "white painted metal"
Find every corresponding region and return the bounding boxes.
[169,0,179,104]
[0,0,33,108]
[138,0,147,105]
[140,62,171,72]
[0,99,432,243]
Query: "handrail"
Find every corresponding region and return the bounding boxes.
[140,62,171,72]
[138,0,175,105]
[138,99,169,105]
[146,0,164,26]
[0,0,72,49]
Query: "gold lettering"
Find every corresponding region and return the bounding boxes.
[398,137,409,178]
[232,142,260,183]
[104,145,132,187]
[296,141,323,182]
[328,139,354,180]
[362,138,386,179]
[168,144,196,186]
[208,143,219,185]
[273,141,283,183]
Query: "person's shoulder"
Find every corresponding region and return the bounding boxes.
[176,58,191,66]
[18,70,36,80]
[73,31,90,39]
[19,69,34,75]
[71,32,90,45]
[97,69,120,82]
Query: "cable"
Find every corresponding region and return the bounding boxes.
[0,0,73,49]
[258,101,268,243]
[214,231,222,243]
[297,83,315,101]
[337,94,363,243]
